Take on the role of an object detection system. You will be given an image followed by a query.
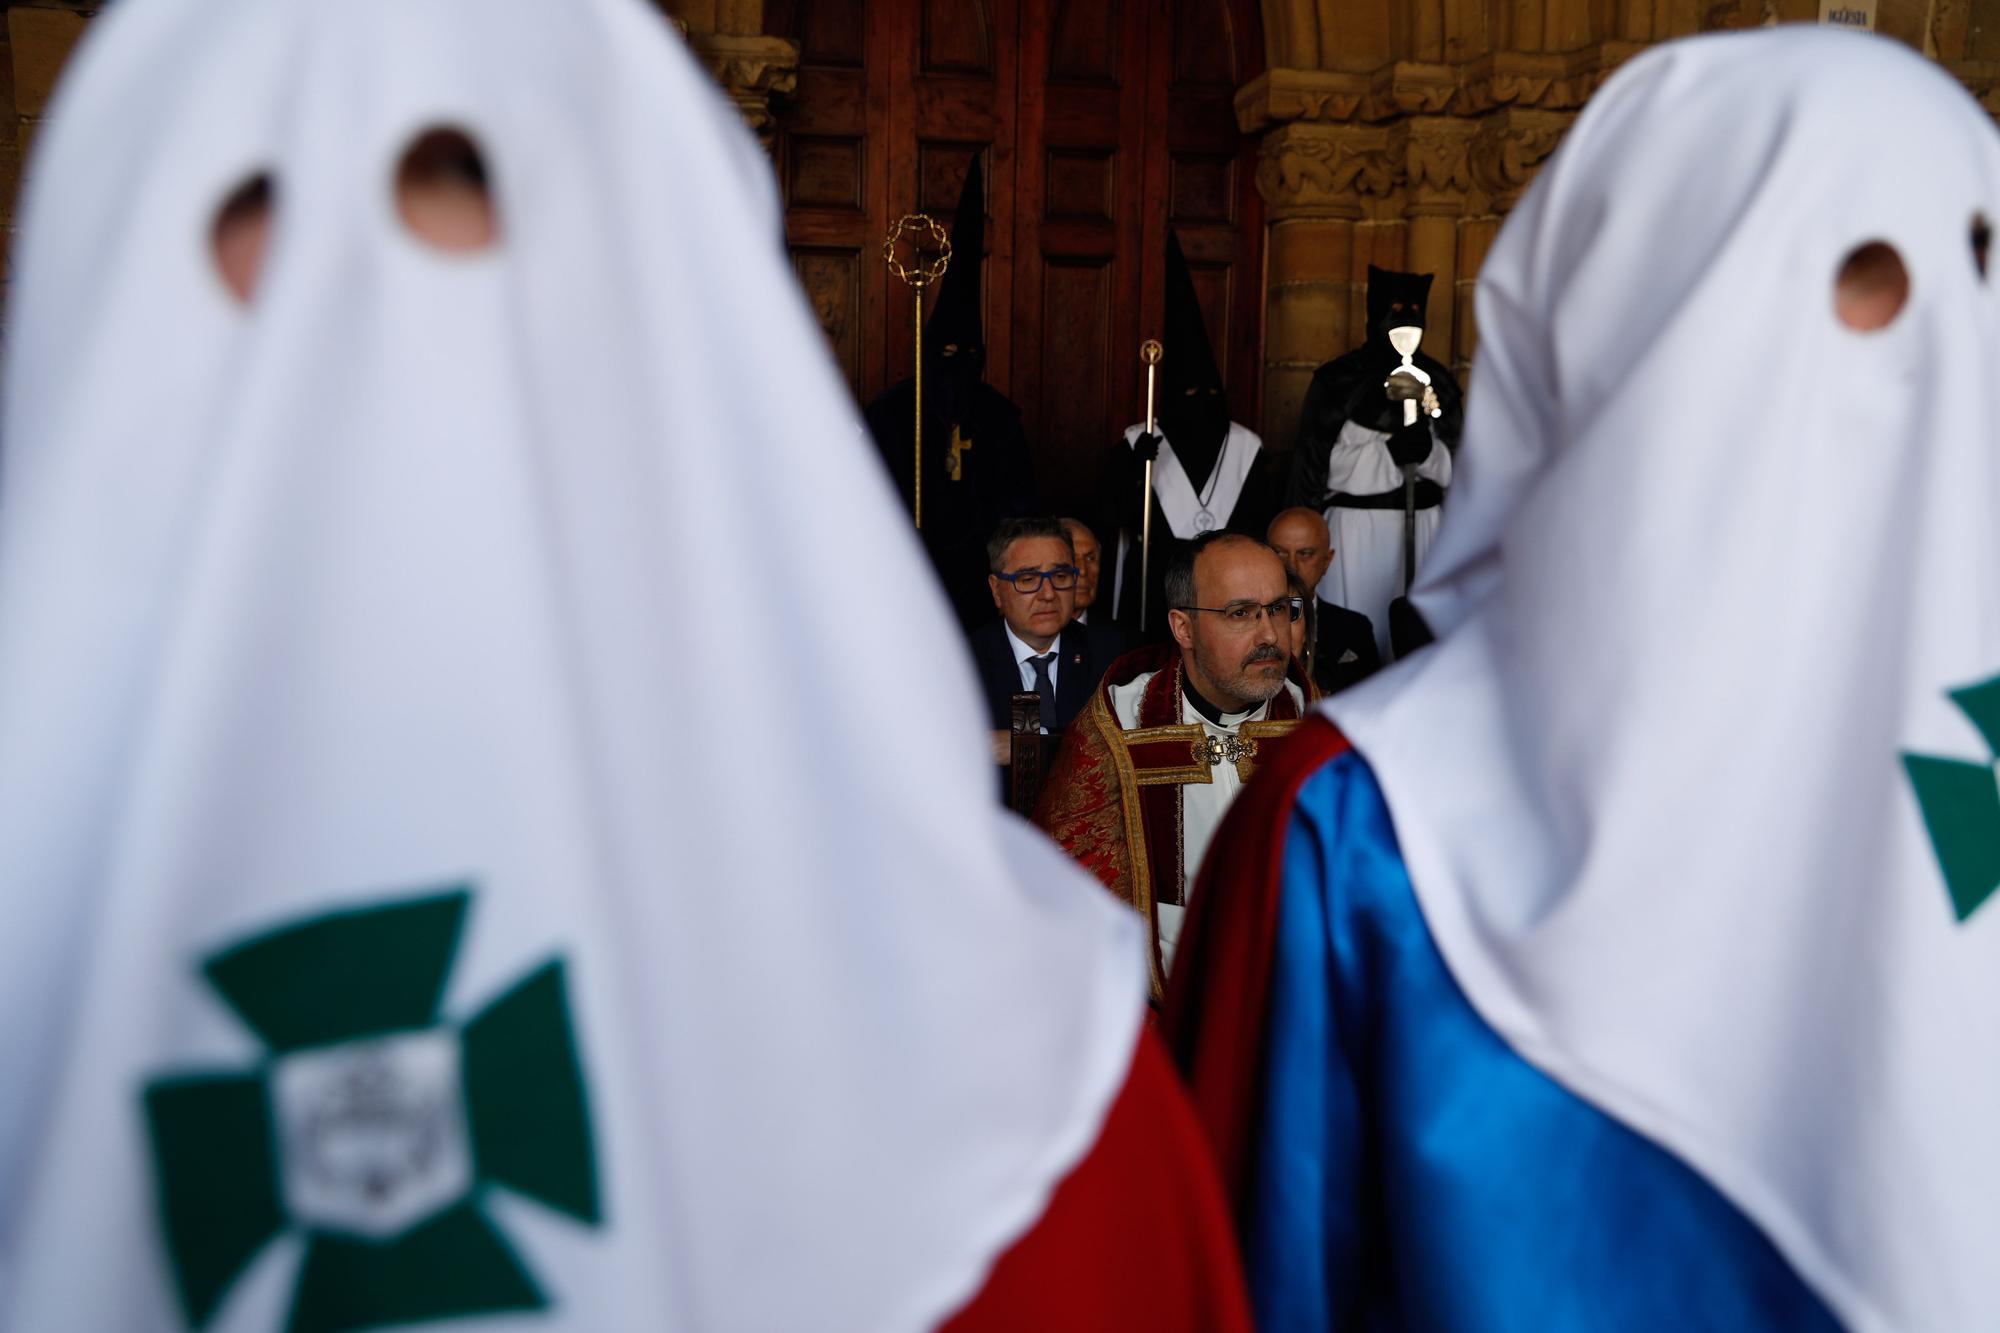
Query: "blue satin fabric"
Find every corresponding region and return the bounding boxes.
[1248,751,1841,1332]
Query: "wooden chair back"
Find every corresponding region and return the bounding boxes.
[1006,691,1045,816]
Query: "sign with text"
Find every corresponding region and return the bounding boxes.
[1820,0,1878,29]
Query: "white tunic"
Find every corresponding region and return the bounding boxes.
[1107,671,1306,975]
[1109,422,1263,619]
[1314,419,1452,658]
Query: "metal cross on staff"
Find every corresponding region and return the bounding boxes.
[882,214,952,531]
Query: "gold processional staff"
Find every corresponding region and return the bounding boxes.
[1138,339,1163,634]
[882,215,953,530]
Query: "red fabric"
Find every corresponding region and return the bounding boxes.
[939,1029,1253,1333]
[1033,646,1318,1004]
[1030,647,1185,915]
[1160,715,1351,1216]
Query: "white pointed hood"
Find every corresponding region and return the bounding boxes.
[1333,28,2000,1332]
[0,0,1143,1329]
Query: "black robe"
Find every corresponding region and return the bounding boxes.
[864,378,1037,633]
[1091,426,1286,644]
[1287,342,1465,512]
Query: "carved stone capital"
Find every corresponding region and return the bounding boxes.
[1403,117,1477,213]
[682,31,800,143]
[1457,45,1639,115]
[1387,62,1461,118]
[1238,43,1655,135]
[1468,108,1572,211]
[1236,63,1455,133]
[1236,68,1391,134]
[1254,123,1399,219]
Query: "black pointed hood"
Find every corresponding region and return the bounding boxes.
[925,158,985,358]
[1158,232,1230,487]
[1161,233,1225,399]
[1365,264,1433,343]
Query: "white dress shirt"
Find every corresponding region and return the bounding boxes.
[1003,623,1061,732]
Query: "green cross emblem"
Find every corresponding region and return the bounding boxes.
[1903,673,2000,923]
[142,886,600,1332]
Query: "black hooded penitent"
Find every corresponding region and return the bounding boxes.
[1286,264,1465,512]
[862,156,1037,633]
[1093,233,1283,640]
[1156,233,1231,492]
[924,157,987,421]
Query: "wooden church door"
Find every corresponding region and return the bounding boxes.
[771,0,1263,514]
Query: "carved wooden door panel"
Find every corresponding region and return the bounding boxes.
[770,0,1261,515]
[1012,0,1263,511]
[1156,0,1265,450]
[881,2,1019,392]
[1008,0,1152,514]
[770,0,885,397]
[769,0,1014,409]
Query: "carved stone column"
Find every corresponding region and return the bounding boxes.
[1240,49,1597,452]
[1462,107,1570,352]
[1402,117,1478,369]
[1244,99,1399,453]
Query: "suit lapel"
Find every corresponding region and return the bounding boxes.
[1051,628,1092,730]
[977,624,1022,726]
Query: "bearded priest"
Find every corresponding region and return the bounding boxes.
[1035,533,1312,1006]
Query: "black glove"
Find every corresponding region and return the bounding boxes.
[1343,380,1403,436]
[1131,430,1160,463]
[1387,422,1431,469]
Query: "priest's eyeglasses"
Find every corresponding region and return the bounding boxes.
[995,565,1081,592]
[1178,596,1306,627]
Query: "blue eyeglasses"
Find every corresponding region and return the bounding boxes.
[994,565,1081,593]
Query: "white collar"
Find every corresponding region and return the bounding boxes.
[1003,620,1062,666]
[1182,690,1268,732]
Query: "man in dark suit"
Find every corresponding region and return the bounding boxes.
[1267,506,1380,694]
[971,517,1123,767]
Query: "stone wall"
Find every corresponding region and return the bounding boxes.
[1246,0,2000,451]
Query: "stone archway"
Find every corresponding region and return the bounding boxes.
[1241,0,2000,451]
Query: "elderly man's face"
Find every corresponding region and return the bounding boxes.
[988,535,1076,651]
[1063,522,1102,612]
[1170,539,1291,714]
[1267,510,1333,590]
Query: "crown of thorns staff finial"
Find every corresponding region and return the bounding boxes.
[884,215,952,288]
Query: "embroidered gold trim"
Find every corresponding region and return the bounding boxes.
[1096,692,1165,1004]
[1124,720,1214,787]
[1233,719,1301,780]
